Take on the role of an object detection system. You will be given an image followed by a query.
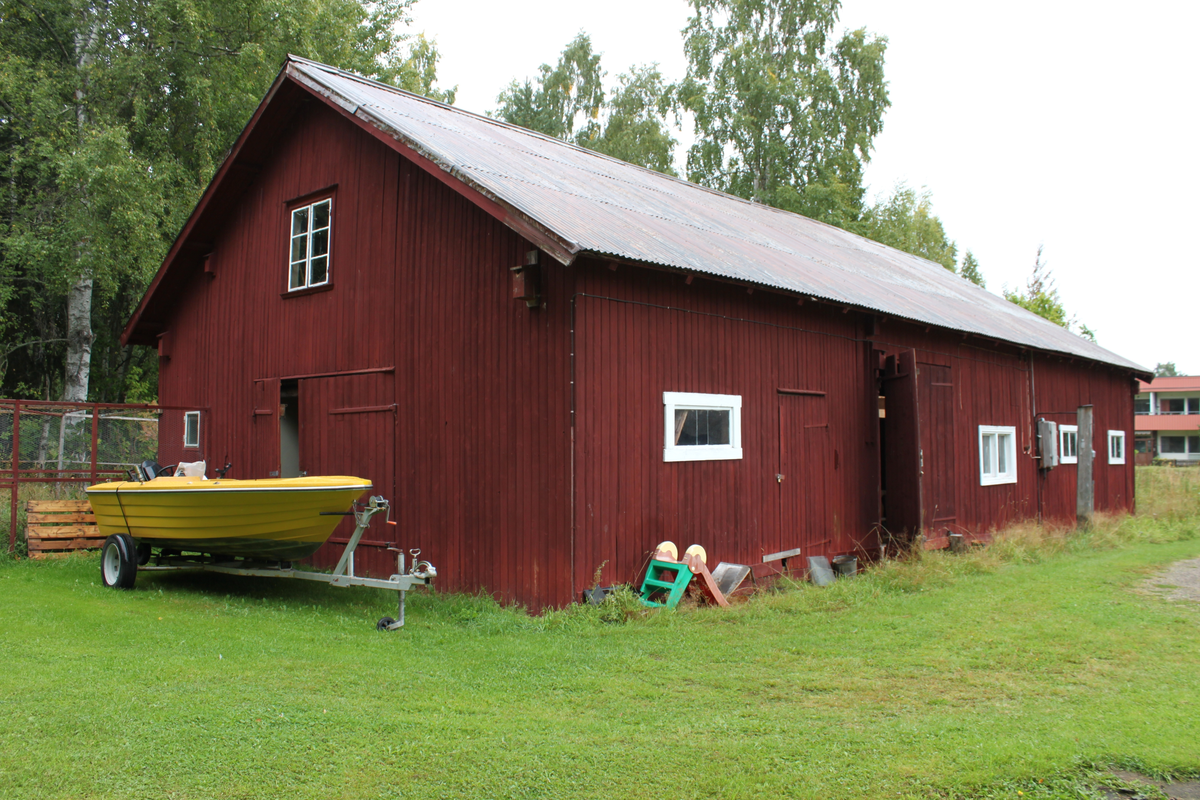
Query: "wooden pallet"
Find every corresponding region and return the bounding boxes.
[26,500,103,558]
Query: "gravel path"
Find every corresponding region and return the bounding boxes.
[1146,557,1200,605]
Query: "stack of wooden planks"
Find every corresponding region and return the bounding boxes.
[25,500,103,558]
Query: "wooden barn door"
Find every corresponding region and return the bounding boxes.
[251,378,281,479]
[881,351,922,538]
[299,372,396,572]
[778,392,833,557]
[917,363,956,537]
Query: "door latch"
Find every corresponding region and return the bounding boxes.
[776,473,785,483]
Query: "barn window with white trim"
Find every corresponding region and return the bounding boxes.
[288,198,332,290]
[183,411,200,449]
[979,425,1017,485]
[663,392,743,462]
[1059,424,1079,464]
[1108,430,1125,464]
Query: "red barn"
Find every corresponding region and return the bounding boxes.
[123,58,1149,610]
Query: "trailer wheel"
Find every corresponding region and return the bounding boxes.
[101,534,137,589]
[376,617,396,631]
[135,542,152,566]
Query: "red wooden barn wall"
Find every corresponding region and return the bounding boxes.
[870,324,1135,539]
[158,101,574,609]
[1028,354,1136,518]
[154,91,1137,610]
[571,264,880,593]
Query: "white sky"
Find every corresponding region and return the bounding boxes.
[409,0,1200,374]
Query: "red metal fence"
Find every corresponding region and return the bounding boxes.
[0,400,202,553]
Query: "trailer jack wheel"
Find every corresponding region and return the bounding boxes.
[376,617,396,631]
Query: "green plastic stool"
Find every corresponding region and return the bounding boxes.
[638,560,693,608]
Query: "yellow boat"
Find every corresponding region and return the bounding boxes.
[85,475,372,561]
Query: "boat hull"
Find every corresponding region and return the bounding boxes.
[86,476,372,560]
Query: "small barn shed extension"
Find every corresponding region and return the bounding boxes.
[123,57,1150,610]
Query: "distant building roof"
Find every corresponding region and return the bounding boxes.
[124,56,1152,376]
[1137,376,1200,392]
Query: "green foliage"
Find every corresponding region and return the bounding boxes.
[855,184,957,270]
[679,0,889,226]
[959,249,986,288]
[579,65,678,175]
[494,34,677,174]
[0,0,451,401]
[494,32,605,142]
[1155,362,1179,377]
[1004,246,1094,340]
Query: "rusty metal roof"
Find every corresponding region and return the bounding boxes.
[287,57,1147,373]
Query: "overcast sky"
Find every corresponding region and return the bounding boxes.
[408,0,1199,374]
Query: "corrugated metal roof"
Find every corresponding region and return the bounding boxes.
[288,57,1148,374]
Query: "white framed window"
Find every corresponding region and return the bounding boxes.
[979,425,1017,486]
[663,392,742,462]
[288,198,332,291]
[1107,430,1125,464]
[1059,424,1079,464]
[1161,435,1186,454]
[183,411,200,449]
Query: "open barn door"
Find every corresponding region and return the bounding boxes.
[881,351,922,539]
[298,372,396,573]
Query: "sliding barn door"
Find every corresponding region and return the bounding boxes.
[917,363,956,534]
[251,378,281,479]
[299,372,396,571]
[778,392,833,557]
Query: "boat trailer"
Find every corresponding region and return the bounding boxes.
[136,497,436,631]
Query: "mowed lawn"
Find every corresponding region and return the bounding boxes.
[2,470,1199,799]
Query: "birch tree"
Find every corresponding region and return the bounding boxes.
[679,0,889,226]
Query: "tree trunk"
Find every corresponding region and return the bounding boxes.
[62,274,94,402]
[62,5,103,403]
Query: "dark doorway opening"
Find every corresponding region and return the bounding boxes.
[280,379,300,478]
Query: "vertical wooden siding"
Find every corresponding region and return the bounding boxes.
[572,264,880,592]
[871,324,1135,535]
[158,102,574,609]
[1028,355,1136,519]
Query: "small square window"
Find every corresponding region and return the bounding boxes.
[1191,435,1200,454]
[663,392,742,462]
[288,198,332,291]
[979,425,1017,485]
[183,411,201,449]
[1107,430,1125,465]
[1189,398,1200,415]
[1059,424,1078,464]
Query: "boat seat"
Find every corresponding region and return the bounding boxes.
[140,460,175,480]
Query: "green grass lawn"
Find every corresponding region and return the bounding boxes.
[2,469,1199,799]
